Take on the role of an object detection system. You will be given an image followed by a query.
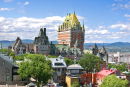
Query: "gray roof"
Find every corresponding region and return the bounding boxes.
[45,55,67,68]
[0,54,19,67]
[100,46,107,54]
[24,43,34,50]
[93,43,98,49]
[67,64,84,70]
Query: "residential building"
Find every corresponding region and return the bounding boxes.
[45,55,67,86]
[81,68,97,87]
[96,68,126,86]
[66,64,84,87]
[0,54,26,85]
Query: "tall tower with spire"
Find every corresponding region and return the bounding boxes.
[57,12,85,52]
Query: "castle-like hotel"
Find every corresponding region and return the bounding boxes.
[11,12,108,62]
[11,12,85,60]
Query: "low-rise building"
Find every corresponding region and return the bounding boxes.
[96,68,126,86]
[0,54,26,85]
[66,64,84,87]
[45,55,67,86]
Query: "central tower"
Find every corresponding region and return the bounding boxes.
[58,12,85,52]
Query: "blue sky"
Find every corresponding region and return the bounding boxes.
[0,0,130,43]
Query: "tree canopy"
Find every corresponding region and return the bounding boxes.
[100,75,128,87]
[79,53,102,72]
[9,51,15,58]
[0,48,12,55]
[18,54,53,87]
[71,81,79,87]
[108,63,128,72]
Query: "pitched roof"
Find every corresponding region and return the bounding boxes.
[100,46,107,54]
[61,13,83,30]
[12,37,26,50]
[50,44,81,54]
[67,64,84,70]
[45,55,67,68]
[0,54,19,67]
[24,43,34,50]
[93,43,98,49]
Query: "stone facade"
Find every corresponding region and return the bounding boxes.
[33,28,49,55]
[11,13,84,60]
[92,44,108,68]
[0,54,21,84]
[11,37,26,56]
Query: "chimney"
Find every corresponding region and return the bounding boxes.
[44,28,46,36]
[63,42,64,45]
[51,41,52,45]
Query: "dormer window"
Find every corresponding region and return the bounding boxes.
[55,63,64,66]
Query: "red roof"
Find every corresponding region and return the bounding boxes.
[97,69,114,79]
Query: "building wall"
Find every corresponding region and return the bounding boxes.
[81,73,97,87]
[66,76,79,87]
[0,57,13,82]
[58,30,84,52]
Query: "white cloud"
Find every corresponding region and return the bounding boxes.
[111,1,130,10]
[0,8,14,11]
[109,23,130,31]
[124,14,130,17]
[112,4,116,6]
[23,2,29,5]
[0,16,66,41]
[77,16,87,20]
[85,29,110,35]
[3,0,13,2]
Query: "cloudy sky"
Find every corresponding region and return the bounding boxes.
[0,0,130,43]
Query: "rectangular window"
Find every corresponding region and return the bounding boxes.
[6,75,9,81]
[2,61,5,65]
[6,69,9,73]
[13,69,18,73]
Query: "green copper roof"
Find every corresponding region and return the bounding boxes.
[58,13,84,31]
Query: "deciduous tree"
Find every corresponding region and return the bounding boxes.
[18,54,53,87]
[71,81,79,87]
[100,75,128,87]
[79,53,102,72]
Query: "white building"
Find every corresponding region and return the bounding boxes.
[45,55,67,85]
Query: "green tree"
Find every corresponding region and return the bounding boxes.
[18,54,53,87]
[79,53,102,72]
[108,63,128,72]
[9,52,15,58]
[14,53,29,61]
[71,81,79,87]
[0,49,12,55]
[100,75,128,87]
[65,58,74,65]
